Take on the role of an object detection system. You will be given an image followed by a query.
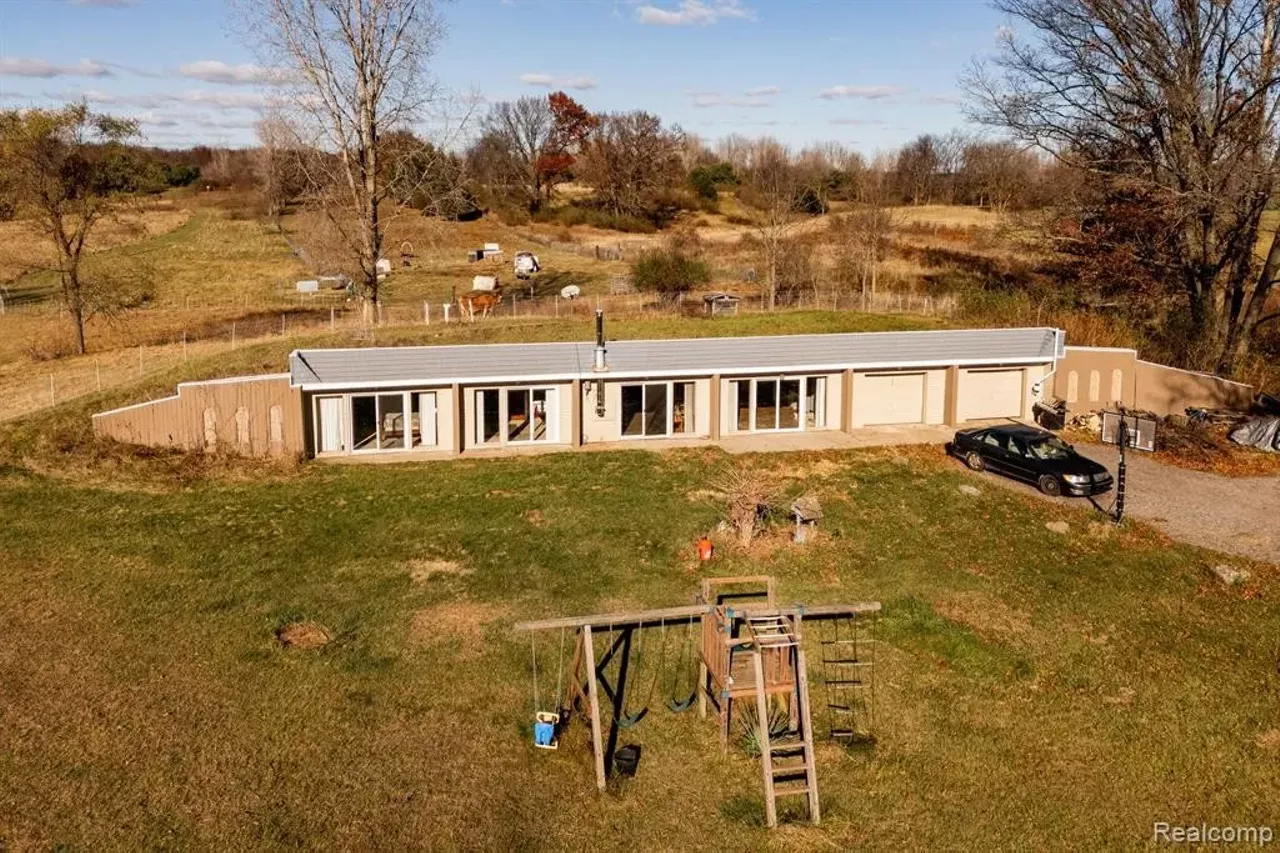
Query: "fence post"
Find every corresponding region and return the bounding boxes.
[0,291,5,314]
[424,301,430,325]
[96,361,101,391]
[49,374,55,406]
[138,346,143,376]
[232,322,237,349]
[182,330,188,362]
[330,307,335,332]
[281,313,286,335]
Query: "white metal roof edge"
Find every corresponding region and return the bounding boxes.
[176,373,291,390]
[294,356,1055,391]
[1065,345,1138,354]
[92,393,181,420]
[288,326,1063,359]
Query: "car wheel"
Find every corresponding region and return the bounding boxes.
[965,451,985,472]
[1038,475,1062,497]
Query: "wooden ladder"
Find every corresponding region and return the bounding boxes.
[745,614,820,828]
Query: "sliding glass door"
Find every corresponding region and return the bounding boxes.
[729,376,825,433]
[312,391,440,456]
[621,381,694,438]
[475,386,558,446]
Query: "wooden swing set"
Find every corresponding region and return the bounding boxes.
[516,576,880,828]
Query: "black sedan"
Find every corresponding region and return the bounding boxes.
[947,424,1114,497]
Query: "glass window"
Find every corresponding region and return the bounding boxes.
[735,381,750,431]
[673,383,692,434]
[316,396,344,453]
[755,379,778,431]
[805,377,825,428]
[412,392,437,447]
[352,395,378,450]
[621,385,644,437]
[531,389,550,441]
[1028,436,1071,460]
[644,383,668,436]
[779,379,801,429]
[378,393,405,449]
[507,389,531,442]
[478,389,500,445]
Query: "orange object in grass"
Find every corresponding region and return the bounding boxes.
[697,537,714,561]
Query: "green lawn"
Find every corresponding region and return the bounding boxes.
[1,432,1277,848]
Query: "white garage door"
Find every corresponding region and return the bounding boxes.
[856,372,926,426]
[959,369,1023,421]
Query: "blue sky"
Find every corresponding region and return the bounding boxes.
[0,0,1009,152]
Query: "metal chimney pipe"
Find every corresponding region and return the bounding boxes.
[593,309,608,371]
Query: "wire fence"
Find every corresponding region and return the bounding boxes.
[2,285,955,423]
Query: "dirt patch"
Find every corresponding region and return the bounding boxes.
[407,558,470,584]
[686,488,726,502]
[1257,729,1280,753]
[410,601,508,652]
[934,591,1031,637]
[522,509,546,526]
[275,621,332,650]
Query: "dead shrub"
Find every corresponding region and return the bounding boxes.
[711,467,784,547]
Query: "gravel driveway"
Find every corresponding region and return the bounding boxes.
[969,443,1280,565]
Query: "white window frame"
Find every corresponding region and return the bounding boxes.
[619,380,694,439]
[311,390,441,456]
[474,385,560,447]
[729,376,817,433]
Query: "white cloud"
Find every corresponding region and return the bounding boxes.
[744,85,780,97]
[915,93,963,106]
[636,0,754,26]
[995,25,1015,41]
[179,61,287,86]
[0,58,113,78]
[518,72,598,90]
[816,85,907,101]
[691,93,770,108]
[54,88,272,111]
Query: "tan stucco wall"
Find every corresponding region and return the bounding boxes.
[93,374,303,457]
[1054,347,1139,412]
[1135,361,1254,416]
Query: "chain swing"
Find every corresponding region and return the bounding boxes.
[531,626,567,749]
[665,617,699,712]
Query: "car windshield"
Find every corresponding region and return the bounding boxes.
[1027,435,1072,460]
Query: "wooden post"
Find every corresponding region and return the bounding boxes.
[182,331,187,361]
[841,369,854,433]
[96,361,101,391]
[424,301,431,325]
[570,379,583,448]
[329,308,335,332]
[709,374,721,440]
[281,313,286,335]
[582,626,607,792]
[137,346,143,376]
[49,374,55,406]
[944,365,961,427]
[231,322,237,349]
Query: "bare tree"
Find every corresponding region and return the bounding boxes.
[254,113,303,223]
[478,96,554,212]
[0,103,139,354]
[966,0,1280,374]
[835,153,899,306]
[739,139,804,310]
[577,111,683,219]
[242,0,445,321]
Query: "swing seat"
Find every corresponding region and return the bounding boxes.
[534,711,560,749]
[666,691,697,713]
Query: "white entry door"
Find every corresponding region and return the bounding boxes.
[317,396,345,453]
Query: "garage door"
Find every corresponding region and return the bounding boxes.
[959,369,1023,421]
[856,372,926,426]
